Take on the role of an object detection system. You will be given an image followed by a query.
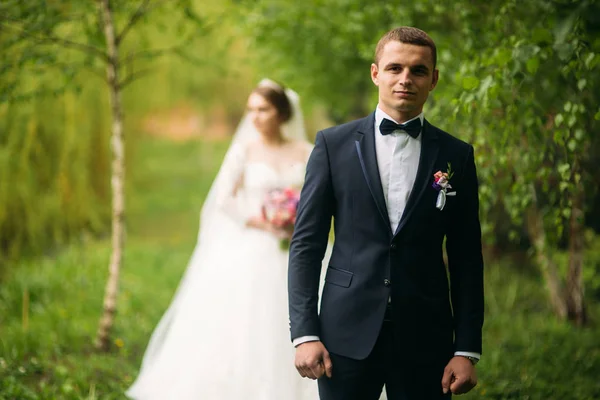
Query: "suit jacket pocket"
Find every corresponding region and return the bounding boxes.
[325,267,353,288]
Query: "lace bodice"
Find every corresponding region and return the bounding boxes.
[242,162,308,218]
[214,140,313,223]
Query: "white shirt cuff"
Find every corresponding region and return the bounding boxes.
[292,335,320,347]
[454,351,481,360]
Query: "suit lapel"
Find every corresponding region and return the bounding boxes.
[393,119,440,237]
[354,113,391,234]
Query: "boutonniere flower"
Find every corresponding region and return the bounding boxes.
[432,163,456,210]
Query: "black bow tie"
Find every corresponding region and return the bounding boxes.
[379,117,421,138]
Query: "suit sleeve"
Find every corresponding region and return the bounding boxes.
[445,145,484,354]
[288,131,335,341]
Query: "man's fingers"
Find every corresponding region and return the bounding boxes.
[294,341,332,380]
[295,365,307,378]
[323,352,333,378]
[304,369,318,380]
[450,375,464,392]
[308,363,324,380]
[296,363,315,379]
[451,376,476,394]
[304,358,321,379]
[297,359,321,380]
[441,367,453,394]
[441,357,477,394]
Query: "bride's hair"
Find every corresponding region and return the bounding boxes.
[252,80,293,123]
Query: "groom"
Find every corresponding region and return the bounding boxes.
[288,27,484,399]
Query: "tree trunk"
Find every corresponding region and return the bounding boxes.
[95,0,125,351]
[526,185,567,319]
[566,183,587,325]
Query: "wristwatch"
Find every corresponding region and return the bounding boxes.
[461,356,479,365]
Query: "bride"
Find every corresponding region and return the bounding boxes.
[126,79,320,399]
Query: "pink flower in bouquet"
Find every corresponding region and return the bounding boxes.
[262,187,300,249]
[263,187,300,228]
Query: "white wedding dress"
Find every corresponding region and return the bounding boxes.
[126,140,321,400]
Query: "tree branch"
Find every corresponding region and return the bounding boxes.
[120,26,199,67]
[115,0,151,45]
[116,0,174,45]
[43,34,109,62]
[2,70,79,103]
[118,68,155,89]
[121,44,184,67]
[0,21,110,62]
[29,60,106,82]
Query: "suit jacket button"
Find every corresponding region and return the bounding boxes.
[384,279,391,287]
[390,243,397,250]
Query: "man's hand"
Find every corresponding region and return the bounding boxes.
[441,356,477,395]
[294,341,333,380]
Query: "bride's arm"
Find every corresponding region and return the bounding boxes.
[213,142,277,233]
[213,142,252,225]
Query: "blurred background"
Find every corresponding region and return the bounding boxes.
[1,0,599,398]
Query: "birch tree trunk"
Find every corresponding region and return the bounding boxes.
[95,0,125,351]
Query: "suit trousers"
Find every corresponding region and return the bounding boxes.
[317,304,452,400]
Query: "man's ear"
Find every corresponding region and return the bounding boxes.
[430,69,439,90]
[371,63,379,86]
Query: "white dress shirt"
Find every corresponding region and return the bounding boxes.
[374,107,422,232]
[293,107,480,361]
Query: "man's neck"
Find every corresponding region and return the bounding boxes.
[377,105,422,124]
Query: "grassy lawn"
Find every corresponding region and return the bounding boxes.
[1,136,599,399]
[0,137,229,399]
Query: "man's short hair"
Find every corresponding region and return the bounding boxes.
[374,27,437,69]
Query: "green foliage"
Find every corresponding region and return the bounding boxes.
[241,0,450,122]
[0,0,208,101]
[550,231,600,299]
[0,84,111,268]
[241,0,387,121]
[449,0,600,249]
[0,0,259,267]
[467,260,600,399]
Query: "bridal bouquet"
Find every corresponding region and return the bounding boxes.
[262,187,301,249]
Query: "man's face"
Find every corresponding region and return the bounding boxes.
[371,41,438,122]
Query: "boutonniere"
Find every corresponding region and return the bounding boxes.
[432,163,456,210]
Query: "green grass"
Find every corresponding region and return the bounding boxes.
[0,136,229,399]
[469,264,600,399]
[1,136,600,399]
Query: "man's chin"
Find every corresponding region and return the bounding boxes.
[392,102,414,112]
[380,100,417,116]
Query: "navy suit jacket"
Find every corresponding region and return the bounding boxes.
[288,112,484,365]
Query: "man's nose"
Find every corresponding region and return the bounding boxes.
[399,70,412,86]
